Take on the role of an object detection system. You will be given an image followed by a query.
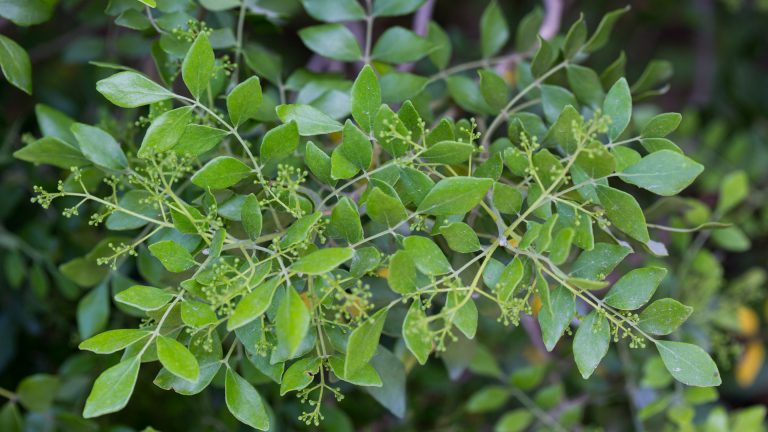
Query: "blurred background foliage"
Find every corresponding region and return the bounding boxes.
[0,0,767,430]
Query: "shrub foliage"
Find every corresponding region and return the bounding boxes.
[3,0,729,429]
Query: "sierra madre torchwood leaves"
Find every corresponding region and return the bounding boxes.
[15,3,724,430]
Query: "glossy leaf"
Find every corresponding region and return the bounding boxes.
[191,156,252,189]
[351,65,380,133]
[83,357,140,418]
[619,150,704,196]
[656,341,721,387]
[227,76,262,126]
[225,368,270,430]
[345,309,388,377]
[157,335,200,382]
[0,35,31,94]
[417,177,493,215]
[573,311,610,378]
[604,267,667,310]
[96,72,173,108]
[299,24,361,61]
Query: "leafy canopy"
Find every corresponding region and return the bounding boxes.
[13,0,720,429]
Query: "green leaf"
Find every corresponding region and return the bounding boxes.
[496,257,523,302]
[305,141,334,184]
[583,6,630,53]
[495,409,534,432]
[345,309,388,377]
[138,107,193,158]
[403,301,431,364]
[403,236,452,276]
[243,44,282,84]
[280,357,321,395]
[571,242,630,280]
[712,226,751,252]
[655,341,721,387]
[374,105,409,156]
[480,1,509,58]
[417,176,493,216]
[446,75,494,115]
[36,104,76,144]
[515,7,543,52]
[467,386,509,413]
[83,357,140,418]
[302,0,365,22]
[329,197,363,243]
[549,228,574,265]
[638,298,693,336]
[538,285,574,351]
[381,72,428,103]
[115,285,174,311]
[367,187,407,227]
[596,185,649,243]
[492,183,522,214]
[71,123,128,170]
[77,283,109,338]
[478,69,508,112]
[276,286,311,358]
[421,140,474,164]
[440,222,481,253]
[280,211,322,247]
[225,368,270,430]
[17,374,59,412]
[426,21,451,69]
[105,190,159,231]
[299,24,361,61]
[96,72,173,108]
[339,120,372,169]
[351,65,381,133]
[566,65,604,108]
[619,150,703,196]
[228,277,280,331]
[603,77,632,140]
[148,239,196,272]
[717,170,748,214]
[388,250,417,294]
[331,149,358,179]
[372,0,426,17]
[540,85,577,123]
[276,104,343,135]
[604,267,667,310]
[261,120,299,163]
[227,76,262,126]
[182,33,214,99]
[446,290,478,338]
[79,329,151,354]
[13,136,88,169]
[573,311,610,378]
[191,156,252,189]
[291,247,354,274]
[531,37,556,78]
[157,335,199,382]
[641,112,681,138]
[372,27,432,63]
[0,35,31,94]
[0,401,22,432]
[241,194,263,240]
[0,0,55,26]
[562,15,586,59]
[181,300,218,328]
[174,124,229,156]
[328,356,382,386]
